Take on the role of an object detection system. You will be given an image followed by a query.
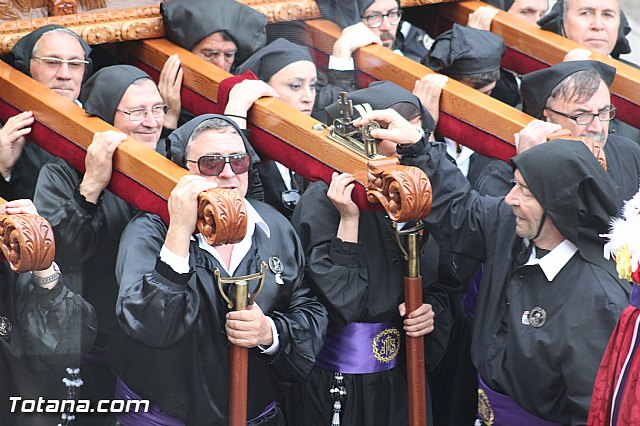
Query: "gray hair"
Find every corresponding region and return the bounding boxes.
[546,69,602,107]
[184,118,238,160]
[32,27,83,57]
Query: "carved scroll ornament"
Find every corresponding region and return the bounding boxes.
[0,208,56,272]
[197,189,248,247]
[545,129,607,170]
[366,158,433,223]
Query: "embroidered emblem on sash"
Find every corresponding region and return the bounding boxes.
[477,389,495,425]
[372,327,400,363]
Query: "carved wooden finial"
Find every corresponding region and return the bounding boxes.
[0,209,56,272]
[48,0,77,16]
[197,189,248,246]
[545,129,607,171]
[366,158,433,222]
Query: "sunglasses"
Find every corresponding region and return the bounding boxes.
[186,153,250,176]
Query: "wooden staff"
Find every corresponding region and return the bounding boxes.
[395,222,429,426]
[229,280,249,426]
[216,263,267,426]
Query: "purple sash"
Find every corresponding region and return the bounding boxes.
[315,321,401,374]
[477,374,561,426]
[115,377,277,426]
[631,284,640,308]
[115,377,185,426]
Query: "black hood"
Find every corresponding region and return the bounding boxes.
[521,60,615,119]
[323,80,435,133]
[5,24,92,81]
[80,65,153,125]
[161,114,263,201]
[235,38,313,82]
[422,23,505,76]
[161,0,267,65]
[512,138,620,273]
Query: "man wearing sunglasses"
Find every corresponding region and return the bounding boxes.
[110,114,327,426]
[515,60,640,206]
[0,25,91,202]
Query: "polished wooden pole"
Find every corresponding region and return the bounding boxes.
[404,232,427,426]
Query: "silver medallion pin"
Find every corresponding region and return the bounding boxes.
[269,256,285,285]
[523,307,547,328]
[0,316,12,337]
[529,307,547,328]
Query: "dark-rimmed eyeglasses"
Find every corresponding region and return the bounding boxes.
[281,189,301,212]
[116,105,169,121]
[361,8,402,28]
[545,105,616,126]
[186,153,250,176]
[31,56,88,72]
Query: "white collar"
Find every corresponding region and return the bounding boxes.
[524,239,578,281]
[196,199,270,276]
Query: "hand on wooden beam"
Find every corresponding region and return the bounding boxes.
[332,22,383,59]
[0,111,33,180]
[79,131,128,204]
[467,5,499,31]
[158,54,184,131]
[514,120,563,154]
[224,80,279,129]
[0,199,55,272]
[563,48,593,62]
[412,74,448,137]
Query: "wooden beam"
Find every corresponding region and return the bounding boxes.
[127,38,378,188]
[437,1,640,125]
[0,0,463,53]
[304,18,529,157]
[126,38,434,220]
[0,59,186,221]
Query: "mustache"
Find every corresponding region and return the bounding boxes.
[379,31,395,41]
[580,132,606,144]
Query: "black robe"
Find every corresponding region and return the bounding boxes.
[109,200,328,425]
[257,161,305,219]
[490,69,520,108]
[0,264,97,426]
[287,181,451,426]
[33,159,136,343]
[0,142,53,201]
[401,140,630,424]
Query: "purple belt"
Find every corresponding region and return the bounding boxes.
[115,377,277,426]
[477,374,561,426]
[115,377,184,426]
[315,321,401,374]
[631,283,640,308]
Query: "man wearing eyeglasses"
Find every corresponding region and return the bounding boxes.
[322,0,432,62]
[0,25,91,202]
[30,65,168,424]
[109,114,327,426]
[516,60,640,205]
[313,0,433,117]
